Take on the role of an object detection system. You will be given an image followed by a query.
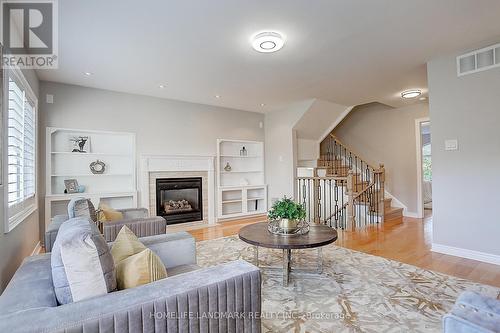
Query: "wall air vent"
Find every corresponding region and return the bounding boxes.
[457,42,500,76]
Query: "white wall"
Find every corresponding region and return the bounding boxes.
[39,82,265,229]
[428,50,500,261]
[297,138,319,162]
[265,98,351,203]
[293,99,349,140]
[264,100,313,203]
[0,68,40,291]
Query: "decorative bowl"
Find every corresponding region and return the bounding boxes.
[268,219,309,236]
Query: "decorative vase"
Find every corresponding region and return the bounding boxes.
[240,146,247,156]
[279,218,298,232]
[224,162,232,171]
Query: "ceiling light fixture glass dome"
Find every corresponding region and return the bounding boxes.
[401,89,422,99]
[251,31,285,53]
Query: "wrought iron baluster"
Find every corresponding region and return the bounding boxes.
[323,179,327,225]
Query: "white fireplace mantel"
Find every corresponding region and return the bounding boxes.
[139,155,216,224]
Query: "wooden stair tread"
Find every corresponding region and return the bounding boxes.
[385,207,403,214]
[384,207,404,221]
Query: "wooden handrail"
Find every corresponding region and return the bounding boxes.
[328,134,378,170]
[324,201,349,225]
[353,182,376,199]
[296,176,347,181]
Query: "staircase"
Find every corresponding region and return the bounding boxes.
[296,134,403,229]
[317,154,403,223]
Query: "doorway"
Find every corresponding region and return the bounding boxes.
[416,118,432,218]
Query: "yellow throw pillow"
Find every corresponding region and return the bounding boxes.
[115,248,167,290]
[111,226,168,290]
[98,203,124,222]
[111,226,146,263]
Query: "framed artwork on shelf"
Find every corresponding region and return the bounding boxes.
[64,179,79,193]
[70,136,91,153]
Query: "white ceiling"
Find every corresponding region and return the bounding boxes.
[37,0,500,113]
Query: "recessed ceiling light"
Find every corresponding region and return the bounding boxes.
[260,103,266,107]
[419,96,427,101]
[401,89,422,99]
[215,95,221,99]
[251,31,285,53]
[84,72,93,76]
[159,84,166,89]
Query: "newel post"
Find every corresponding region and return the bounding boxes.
[378,163,385,222]
[346,170,355,230]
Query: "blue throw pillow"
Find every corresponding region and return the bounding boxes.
[51,217,116,304]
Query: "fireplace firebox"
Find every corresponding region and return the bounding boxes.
[155,177,203,225]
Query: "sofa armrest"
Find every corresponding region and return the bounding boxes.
[142,232,196,268]
[102,216,166,242]
[116,208,149,219]
[0,260,261,333]
[444,291,500,333]
[44,214,69,252]
[107,232,197,268]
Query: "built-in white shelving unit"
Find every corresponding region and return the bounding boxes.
[44,127,137,230]
[216,139,267,220]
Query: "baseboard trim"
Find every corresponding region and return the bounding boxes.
[31,241,42,256]
[403,211,420,218]
[432,243,500,266]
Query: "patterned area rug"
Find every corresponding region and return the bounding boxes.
[196,236,499,333]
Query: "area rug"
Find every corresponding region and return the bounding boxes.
[196,236,499,333]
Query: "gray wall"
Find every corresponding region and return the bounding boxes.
[332,102,429,213]
[0,68,40,292]
[428,51,500,256]
[39,82,265,235]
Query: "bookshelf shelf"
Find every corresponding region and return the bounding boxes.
[45,127,137,230]
[216,139,267,220]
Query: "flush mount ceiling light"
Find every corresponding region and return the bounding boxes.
[401,89,422,99]
[251,31,285,53]
[84,72,93,76]
[158,84,166,89]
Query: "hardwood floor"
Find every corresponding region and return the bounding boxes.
[188,213,500,288]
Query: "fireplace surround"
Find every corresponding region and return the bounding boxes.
[140,155,216,225]
[156,177,203,225]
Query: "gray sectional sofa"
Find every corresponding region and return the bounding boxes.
[0,221,261,333]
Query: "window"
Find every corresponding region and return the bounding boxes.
[3,67,38,232]
[422,143,432,182]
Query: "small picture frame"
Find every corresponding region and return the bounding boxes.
[64,179,79,194]
[70,136,91,153]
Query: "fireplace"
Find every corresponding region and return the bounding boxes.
[156,177,203,225]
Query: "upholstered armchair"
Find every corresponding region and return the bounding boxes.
[45,197,166,251]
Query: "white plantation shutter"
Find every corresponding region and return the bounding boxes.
[4,68,38,231]
[23,100,36,197]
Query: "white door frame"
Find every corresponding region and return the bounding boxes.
[415,117,430,219]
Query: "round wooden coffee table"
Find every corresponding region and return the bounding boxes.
[239,222,338,286]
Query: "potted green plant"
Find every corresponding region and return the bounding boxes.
[268,196,307,232]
